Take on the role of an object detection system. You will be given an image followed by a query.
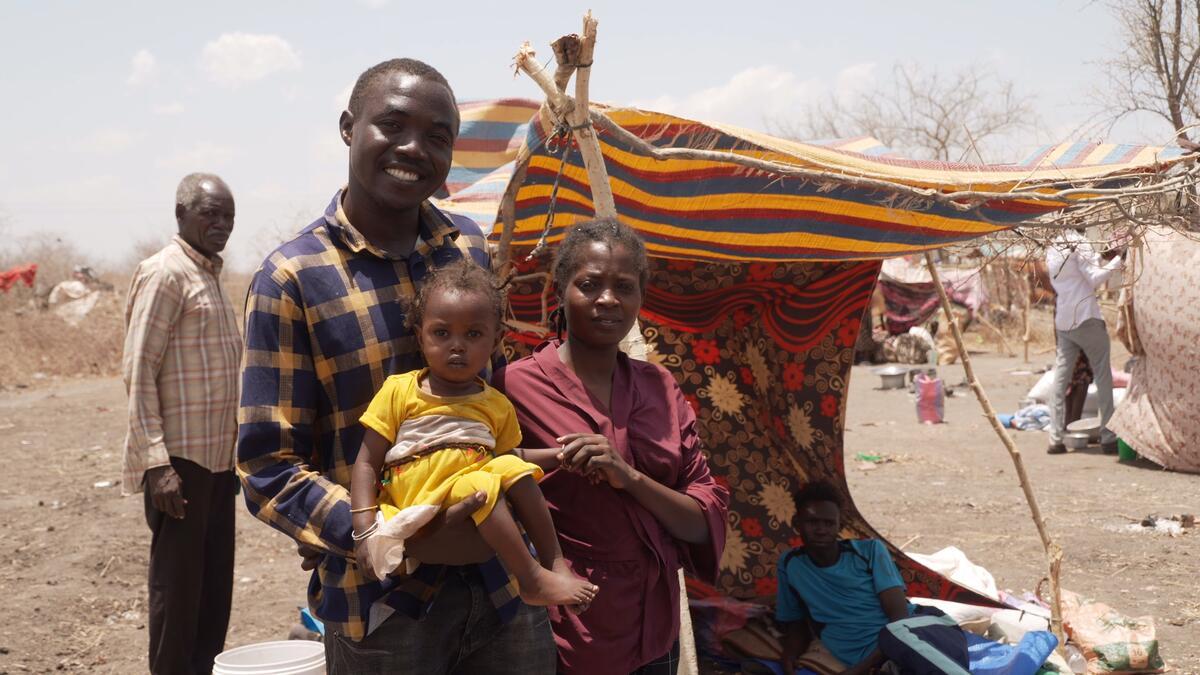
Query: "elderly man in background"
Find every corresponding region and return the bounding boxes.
[1046,227,1123,456]
[122,173,242,674]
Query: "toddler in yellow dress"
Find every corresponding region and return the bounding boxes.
[349,259,597,609]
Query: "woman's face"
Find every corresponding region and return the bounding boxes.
[561,241,644,348]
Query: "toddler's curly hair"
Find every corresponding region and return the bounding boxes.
[406,258,504,331]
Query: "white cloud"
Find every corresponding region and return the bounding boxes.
[126,49,157,86]
[629,63,877,133]
[630,65,822,132]
[152,101,185,115]
[155,141,237,171]
[359,0,388,7]
[833,62,876,99]
[83,129,137,153]
[200,33,301,88]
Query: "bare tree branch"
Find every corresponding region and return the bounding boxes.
[1101,0,1200,138]
[776,63,1035,162]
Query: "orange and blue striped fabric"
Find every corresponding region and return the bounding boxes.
[437,100,1191,262]
[438,99,540,229]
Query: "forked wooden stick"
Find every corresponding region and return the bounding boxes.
[512,12,617,219]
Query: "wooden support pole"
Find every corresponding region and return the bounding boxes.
[1022,273,1032,364]
[924,252,1065,649]
[513,16,694,673]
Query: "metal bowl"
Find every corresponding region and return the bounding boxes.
[1063,432,1091,450]
[872,366,910,390]
[1067,417,1101,442]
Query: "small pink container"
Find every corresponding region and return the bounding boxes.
[915,371,944,424]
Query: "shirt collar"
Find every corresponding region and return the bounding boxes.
[172,235,223,275]
[325,188,461,260]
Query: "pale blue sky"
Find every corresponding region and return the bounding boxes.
[0,1,1173,270]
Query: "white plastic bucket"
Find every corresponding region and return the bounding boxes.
[213,640,325,675]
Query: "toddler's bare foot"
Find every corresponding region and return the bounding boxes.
[518,567,598,608]
[551,559,593,614]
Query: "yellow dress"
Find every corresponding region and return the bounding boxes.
[358,369,542,577]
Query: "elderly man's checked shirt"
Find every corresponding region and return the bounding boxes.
[237,191,516,640]
[123,236,242,494]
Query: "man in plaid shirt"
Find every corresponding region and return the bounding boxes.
[237,59,555,673]
[124,173,241,674]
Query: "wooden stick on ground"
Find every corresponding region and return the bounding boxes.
[924,252,1065,649]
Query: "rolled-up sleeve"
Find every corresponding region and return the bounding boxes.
[236,267,353,556]
[122,260,182,493]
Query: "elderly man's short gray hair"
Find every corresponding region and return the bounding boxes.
[175,173,229,210]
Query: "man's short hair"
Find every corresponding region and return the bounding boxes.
[348,58,455,116]
[175,173,228,210]
[792,479,844,516]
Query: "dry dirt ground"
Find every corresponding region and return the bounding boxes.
[845,354,1200,672]
[0,377,307,674]
[0,352,1196,673]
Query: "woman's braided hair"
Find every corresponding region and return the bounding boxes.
[405,257,504,331]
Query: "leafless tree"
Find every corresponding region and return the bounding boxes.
[1102,0,1200,140]
[777,63,1034,162]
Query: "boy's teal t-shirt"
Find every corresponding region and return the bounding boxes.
[775,539,915,667]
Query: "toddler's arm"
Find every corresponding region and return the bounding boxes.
[511,447,565,472]
[350,430,390,531]
[349,430,391,579]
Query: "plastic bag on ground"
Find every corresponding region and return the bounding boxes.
[906,546,999,600]
[1060,590,1164,674]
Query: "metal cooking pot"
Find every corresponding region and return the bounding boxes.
[872,366,910,390]
[1063,432,1091,450]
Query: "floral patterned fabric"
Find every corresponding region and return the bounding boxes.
[1108,231,1200,473]
[504,253,998,610]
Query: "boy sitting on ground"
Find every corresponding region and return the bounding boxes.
[776,480,969,674]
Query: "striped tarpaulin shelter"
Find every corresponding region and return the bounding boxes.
[438,99,540,227]
[436,100,1195,647]
[438,100,1190,262]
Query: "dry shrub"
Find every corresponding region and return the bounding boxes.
[0,244,256,388]
[0,292,125,386]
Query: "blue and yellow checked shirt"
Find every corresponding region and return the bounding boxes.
[237,191,520,640]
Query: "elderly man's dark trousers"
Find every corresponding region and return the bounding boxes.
[144,457,237,675]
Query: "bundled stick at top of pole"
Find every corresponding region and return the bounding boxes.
[512,11,617,221]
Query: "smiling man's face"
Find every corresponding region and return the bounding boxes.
[342,71,458,213]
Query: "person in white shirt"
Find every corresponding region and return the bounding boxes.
[1045,228,1124,454]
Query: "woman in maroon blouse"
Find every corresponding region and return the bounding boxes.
[494,219,729,674]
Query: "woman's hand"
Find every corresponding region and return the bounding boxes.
[557,433,639,490]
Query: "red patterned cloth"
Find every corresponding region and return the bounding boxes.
[503,255,997,654]
[0,263,37,292]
